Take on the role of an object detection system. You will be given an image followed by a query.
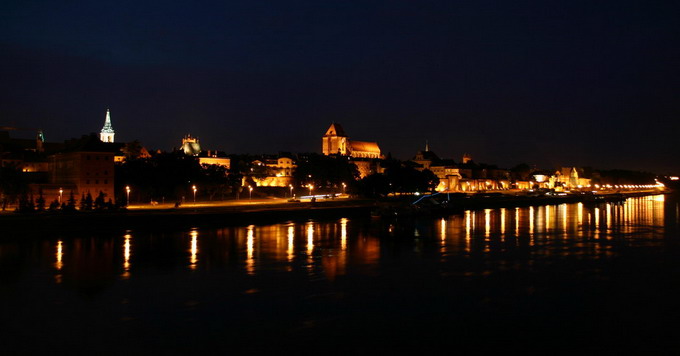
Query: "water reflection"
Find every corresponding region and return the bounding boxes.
[55,240,63,271]
[340,218,348,251]
[306,222,314,256]
[190,230,198,270]
[9,195,669,293]
[465,210,471,253]
[122,234,131,279]
[246,225,254,275]
[287,225,294,262]
[55,240,63,284]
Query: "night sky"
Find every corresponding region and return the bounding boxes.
[2,1,679,173]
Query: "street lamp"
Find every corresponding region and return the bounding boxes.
[342,182,346,194]
[289,184,294,198]
[192,185,197,203]
[58,188,63,204]
[308,184,313,196]
[249,186,253,200]
[125,186,131,206]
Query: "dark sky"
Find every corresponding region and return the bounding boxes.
[2,0,679,173]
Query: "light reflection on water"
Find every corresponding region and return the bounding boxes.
[2,194,680,353]
[30,195,674,283]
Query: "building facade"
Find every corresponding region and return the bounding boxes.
[50,151,115,201]
[322,123,382,159]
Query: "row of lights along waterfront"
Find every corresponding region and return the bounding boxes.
[118,181,352,206]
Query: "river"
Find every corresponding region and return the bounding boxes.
[2,194,680,353]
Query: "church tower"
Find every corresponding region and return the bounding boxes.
[100,109,115,143]
[322,122,349,156]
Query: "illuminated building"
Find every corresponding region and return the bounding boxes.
[412,145,462,191]
[322,123,382,159]
[555,167,592,189]
[179,135,230,169]
[250,155,296,187]
[321,123,383,178]
[181,135,201,156]
[99,109,115,143]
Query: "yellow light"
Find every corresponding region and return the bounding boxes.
[465,210,471,252]
[440,217,446,242]
[246,225,254,274]
[341,218,348,250]
[287,225,294,262]
[123,234,131,272]
[55,240,63,270]
[306,222,314,255]
[190,230,198,270]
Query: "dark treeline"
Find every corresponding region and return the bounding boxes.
[116,151,237,203]
[356,159,439,198]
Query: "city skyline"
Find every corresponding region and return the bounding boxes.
[2,1,679,173]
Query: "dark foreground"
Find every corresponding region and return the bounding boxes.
[1,195,679,354]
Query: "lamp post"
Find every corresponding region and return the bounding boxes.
[289,184,293,198]
[249,186,253,200]
[58,188,63,204]
[342,182,346,194]
[308,184,313,196]
[192,185,197,203]
[125,186,131,206]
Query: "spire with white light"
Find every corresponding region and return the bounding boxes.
[100,109,115,143]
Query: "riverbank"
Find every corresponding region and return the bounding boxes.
[0,189,668,235]
[386,189,667,217]
[0,199,375,236]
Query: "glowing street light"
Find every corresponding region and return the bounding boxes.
[308,184,313,196]
[58,188,63,204]
[125,186,131,206]
[289,184,294,198]
[192,185,197,203]
[342,182,346,194]
[249,186,253,200]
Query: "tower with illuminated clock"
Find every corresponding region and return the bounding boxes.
[100,109,115,143]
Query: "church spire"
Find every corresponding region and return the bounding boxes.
[100,109,115,143]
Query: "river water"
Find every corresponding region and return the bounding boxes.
[2,195,680,353]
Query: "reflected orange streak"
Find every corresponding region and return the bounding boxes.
[246,226,254,274]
